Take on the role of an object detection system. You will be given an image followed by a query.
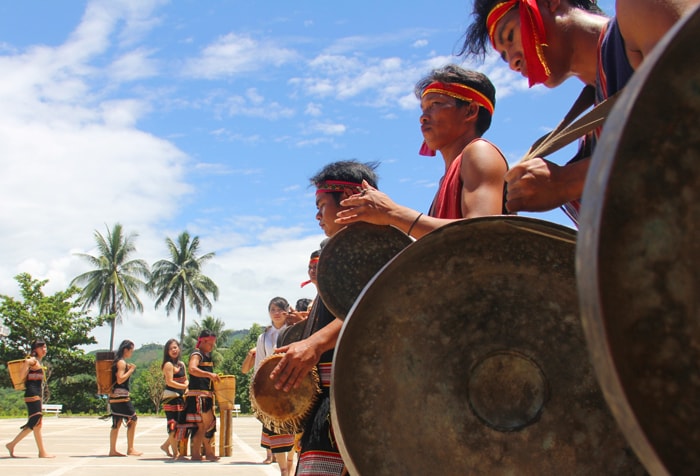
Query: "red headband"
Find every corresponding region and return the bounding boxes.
[421,81,495,115]
[486,0,550,87]
[315,180,363,195]
[301,257,319,287]
[196,335,216,348]
[419,81,495,156]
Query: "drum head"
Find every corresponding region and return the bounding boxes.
[251,354,320,434]
[331,217,644,475]
[317,222,412,320]
[577,6,700,475]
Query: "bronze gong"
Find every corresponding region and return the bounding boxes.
[331,217,644,475]
[317,222,412,320]
[577,6,700,476]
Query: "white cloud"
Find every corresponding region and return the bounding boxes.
[108,48,159,81]
[305,102,322,116]
[0,0,576,351]
[183,33,299,79]
[310,121,346,136]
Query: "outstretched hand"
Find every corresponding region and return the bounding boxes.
[335,180,399,226]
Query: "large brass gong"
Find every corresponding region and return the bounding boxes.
[332,217,644,475]
[577,6,700,476]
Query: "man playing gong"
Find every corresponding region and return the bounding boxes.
[460,0,699,222]
[335,64,508,238]
[271,160,380,475]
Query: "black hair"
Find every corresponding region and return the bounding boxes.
[115,339,135,361]
[415,64,496,135]
[198,329,216,339]
[162,338,181,368]
[460,0,604,60]
[29,339,46,357]
[310,160,380,205]
[295,298,312,312]
[268,296,291,312]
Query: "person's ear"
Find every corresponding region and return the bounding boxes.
[464,102,479,121]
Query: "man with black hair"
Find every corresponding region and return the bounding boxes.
[461,0,698,221]
[336,64,507,238]
[271,160,379,475]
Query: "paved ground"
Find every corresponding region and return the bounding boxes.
[0,415,285,476]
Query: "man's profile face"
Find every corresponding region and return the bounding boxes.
[420,92,469,151]
[315,192,345,237]
[199,338,215,353]
[491,9,527,78]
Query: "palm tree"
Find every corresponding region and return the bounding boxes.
[148,231,219,343]
[71,223,150,351]
[181,316,233,362]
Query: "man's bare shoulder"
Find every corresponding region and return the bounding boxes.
[461,138,507,173]
[617,0,698,68]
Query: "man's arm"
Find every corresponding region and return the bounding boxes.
[617,0,699,69]
[335,181,458,239]
[241,348,256,374]
[460,139,508,218]
[503,157,590,213]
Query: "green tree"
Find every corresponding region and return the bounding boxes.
[0,273,104,411]
[219,323,264,413]
[71,223,150,351]
[181,316,231,367]
[182,316,233,355]
[148,231,219,343]
[131,360,165,413]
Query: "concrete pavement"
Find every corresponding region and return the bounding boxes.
[1,415,285,476]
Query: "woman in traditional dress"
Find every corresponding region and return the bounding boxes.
[108,339,142,457]
[160,338,189,459]
[5,339,54,458]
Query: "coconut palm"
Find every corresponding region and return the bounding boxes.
[181,316,233,363]
[71,223,150,351]
[148,231,219,343]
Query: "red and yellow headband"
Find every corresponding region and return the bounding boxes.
[315,180,363,196]
[196,335,216,348]
[300,257,319,288]
[421,81,494,116]
[486,0,550,87]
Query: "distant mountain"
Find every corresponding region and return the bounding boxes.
[88,342,163,368]
[88,329,250,366]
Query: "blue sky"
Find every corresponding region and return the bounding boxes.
[0,0,615,349]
